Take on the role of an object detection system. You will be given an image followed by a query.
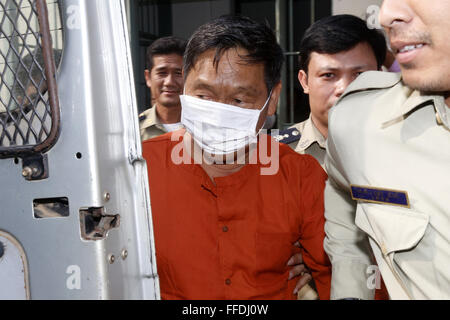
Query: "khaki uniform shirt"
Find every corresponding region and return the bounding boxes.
[288,116,327,169]
[324,71,450,300]
[139,106,168,141]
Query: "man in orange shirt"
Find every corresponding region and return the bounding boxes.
[143,15,331,300]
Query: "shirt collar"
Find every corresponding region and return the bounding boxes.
[435,97,450,130]
[177,132,263,188]
[381,85,450,131]
[295,115,326,153]
[140,104,165,130]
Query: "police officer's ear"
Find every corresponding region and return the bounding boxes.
[144,69,152,89]
[298,70,310,94]
[267,81,282,116]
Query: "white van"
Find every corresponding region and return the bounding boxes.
[0,0,159,300]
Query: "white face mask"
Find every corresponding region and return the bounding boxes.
[180,91,272,155]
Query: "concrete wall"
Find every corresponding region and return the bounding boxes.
[172,0,232,40]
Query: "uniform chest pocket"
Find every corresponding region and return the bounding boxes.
[356,203,429,255]
[254,232,292,286]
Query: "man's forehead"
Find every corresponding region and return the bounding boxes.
[189,52,264,77]
[152,54,183,67]
[191,47,262,71]
[188,77,260,94]
[309,45,377,70]
[186,52,266,93]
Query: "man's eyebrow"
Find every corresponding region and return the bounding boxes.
[316,66,339,73]
[191,80,215,91]
[234,86,258,96]
[154,65,182,71]
[154,65,169,71]
[190,81,220,95]
[348,64,372,70]
[191,81,259,96]
[317,65,371,72]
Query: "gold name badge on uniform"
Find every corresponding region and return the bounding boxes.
[350,185,410,208]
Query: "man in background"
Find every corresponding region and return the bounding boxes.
[277,15,386,168]
[275,14,388,299]
[139,36,187,141]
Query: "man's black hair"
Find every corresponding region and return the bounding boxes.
[299,14,387,72]
[183,15,284,92]
[146,36,187,71]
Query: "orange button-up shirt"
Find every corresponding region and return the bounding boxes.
[142,132,331,300]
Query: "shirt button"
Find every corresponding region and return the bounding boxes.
[222,226,229,232]
[225,278,231,285]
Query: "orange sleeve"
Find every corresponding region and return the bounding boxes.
[298,155,332,300]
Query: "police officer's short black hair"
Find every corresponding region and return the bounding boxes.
[183,15,284,92]
[146,36,187,71]
[299,14,387,72]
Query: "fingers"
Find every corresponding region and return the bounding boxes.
[288,264,308,280]
[288,242,311,296]
[286,252,303,266]
[293,273,313,295]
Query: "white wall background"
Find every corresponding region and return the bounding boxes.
[333,0,383,19]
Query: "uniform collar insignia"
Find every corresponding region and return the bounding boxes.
[139,105,164,130]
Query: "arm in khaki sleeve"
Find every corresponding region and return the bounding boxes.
[323,131,375,300]
[298,155,331,300]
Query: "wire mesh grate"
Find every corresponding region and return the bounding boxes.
[0,0,61,155]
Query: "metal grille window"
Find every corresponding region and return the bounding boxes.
[0,0,62,157]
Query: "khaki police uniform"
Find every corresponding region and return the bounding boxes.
[323,71,450,300]
[139,105,168,141]
[288,116,326,168]
[273,116,326,168]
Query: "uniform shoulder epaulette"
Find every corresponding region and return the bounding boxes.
[139,108,151,122]
[272,127,301,145]
[338,71,402,103]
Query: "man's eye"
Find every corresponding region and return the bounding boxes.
[233,99,243,105]
[321,73,334,79]
[196,95,211,101]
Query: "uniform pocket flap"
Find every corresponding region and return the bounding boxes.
[358,204,429,255]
